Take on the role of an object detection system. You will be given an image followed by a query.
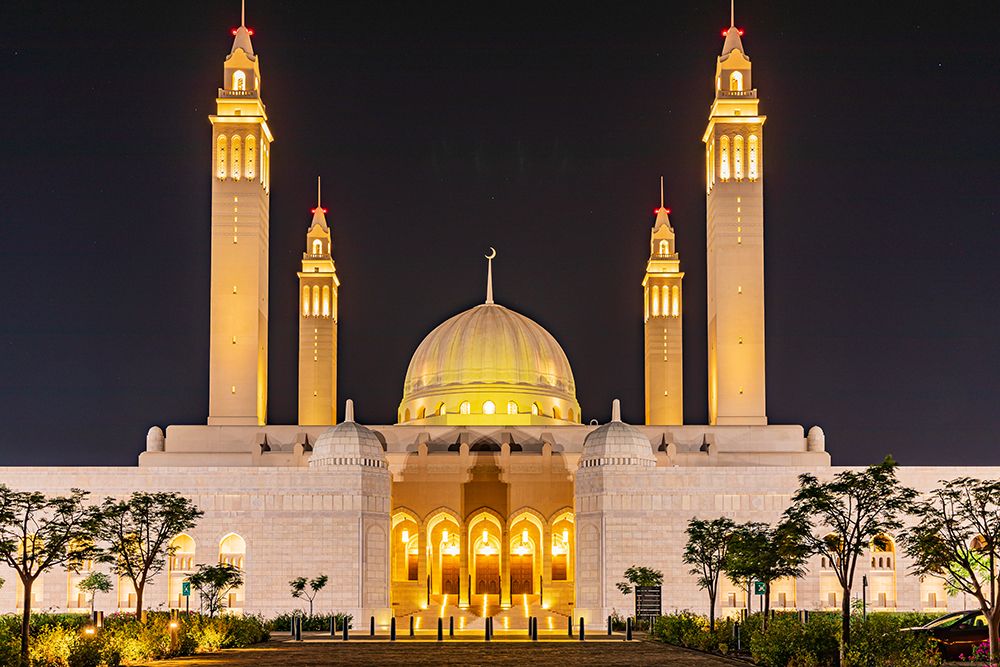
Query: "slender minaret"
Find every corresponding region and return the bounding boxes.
[643,178,684,425]
[298,178,340,425]
[703,8,767,425]
[207,5,273,425]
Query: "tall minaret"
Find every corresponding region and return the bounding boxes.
[297,178,340,425]
[208,5,273,426]
[643,178,684,425]
[703,8,767,425]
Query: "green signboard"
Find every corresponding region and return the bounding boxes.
[182,582,191,597]
[754,581,766,595]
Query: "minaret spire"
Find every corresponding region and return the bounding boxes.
[484,247,496,304]
[317,176,322,208]
[241,0,246,27]
[730,0,735,27]
[660,175,665,210]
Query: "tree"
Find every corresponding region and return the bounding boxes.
[903,478,1000,665]
[615,564,664,607]
[0,486,101,662]
[782,457,916,664]
[724,521,807,629]
[290,574,328,618]
[97,491,203,618]
[77,571,113,614]
[189,562,244,617]
[683,517,735,631]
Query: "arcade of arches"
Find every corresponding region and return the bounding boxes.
[390,507,575,614]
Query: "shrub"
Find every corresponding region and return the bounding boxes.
[652,612,735,653]
[845,613,942,667]
[749,613,839,667]
[266,611,352,633]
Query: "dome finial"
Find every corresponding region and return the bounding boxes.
[612,398,621,422]
[484,247,496,304]
[344,398,355,423]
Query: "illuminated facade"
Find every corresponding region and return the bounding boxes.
[704,21,767,425]
[644,179,684,425]
[0,5,985,631]
[208,19,274,426]
[297,178,340,425]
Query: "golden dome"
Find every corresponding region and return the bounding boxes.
[399,302,580,425]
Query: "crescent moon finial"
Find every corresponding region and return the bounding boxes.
[484,247,496,304]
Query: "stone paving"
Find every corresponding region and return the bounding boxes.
[146,636,744,666]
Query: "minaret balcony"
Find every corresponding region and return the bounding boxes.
[218,88,258,98]
[717,89,756,99]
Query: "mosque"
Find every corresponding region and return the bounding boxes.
[0,6,991,628]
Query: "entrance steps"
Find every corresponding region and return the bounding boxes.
[399,594,570,632]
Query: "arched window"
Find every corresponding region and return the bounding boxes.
[719,135,730,181]
[531,403,539,416]
[437,402,447,416]
[403,408,410,422]
[708,141,716,190]
[661,286,669,316]
[311,285,320,316]
[483,400,496,415]
[748,135,759,181]
[734,134,744,180]
[302,286,311,316]
[417,407,426,419]
[322,285,330,317]
[729,71,743,91]
[552,406,562,420]
[671,285,680,317]
[459,401,470,415]
[244,135,256,180]
[232,70,246,91]
[216,135,228,179]
[507,401,518,415]
[568,408,575,422]
[658,240,669,255]
[230,135,242,180]
[651,285,660,317]
[312,239,323,255]
[219,533,246,569]
[644,287,649,321]
[332,290,337,321]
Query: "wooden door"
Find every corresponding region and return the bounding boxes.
[476,554,499,594]
[441,555,460,594]
[510,554,533,594]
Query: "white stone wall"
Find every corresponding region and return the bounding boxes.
[0,466,390,621]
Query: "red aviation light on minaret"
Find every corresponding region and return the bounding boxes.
[655,207,672,215]
[311,207,328,214]
[721,27,744,37]
[231,27,255,36]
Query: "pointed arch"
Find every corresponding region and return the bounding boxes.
[507,401,518,415]
[232,70,246,91]
[658,239,669,255]
[322,285,330,317]
[311,285,320,316]
[302,285,311,316]
[651,285,660,317]
[230,135,242,180]
[734,134,744,180]
[729,70,743,91]
[216,135,228,179]
[719,135,730,181]
[748,134,759,181]
[244,135,256,180]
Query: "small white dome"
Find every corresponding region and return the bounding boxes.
[146,426,165,452]
[807,426,826,452]
[580,400,655,468]
[310,400,386,468]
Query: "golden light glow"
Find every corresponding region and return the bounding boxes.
[748,134,759,180]
[483,400,495,415]
[719,135,730,180]
[401,529,409,544]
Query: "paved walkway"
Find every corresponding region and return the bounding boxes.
[147,637,742,666]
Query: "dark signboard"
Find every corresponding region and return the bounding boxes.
[635,585,662,620]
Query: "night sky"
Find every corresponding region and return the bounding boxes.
[1,2,997,467]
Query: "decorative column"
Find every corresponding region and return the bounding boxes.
[459,525,469,608]
[501,525,511,609]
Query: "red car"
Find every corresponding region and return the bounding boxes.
[903,611,988,660]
